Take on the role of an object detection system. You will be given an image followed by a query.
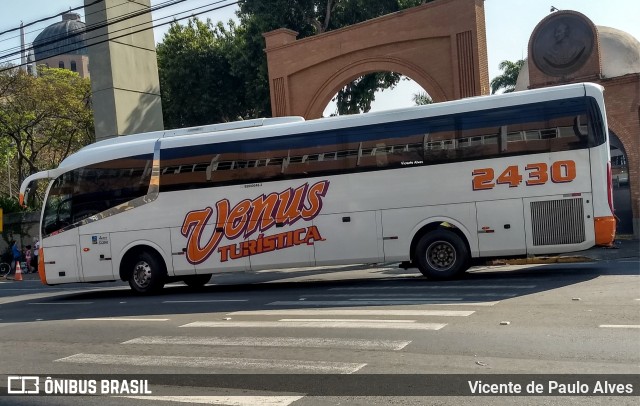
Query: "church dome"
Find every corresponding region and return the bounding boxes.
[32,13,88,61]
[598,26,640,78]
[515,25,640,90]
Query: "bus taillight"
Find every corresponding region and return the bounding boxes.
[607,162,614,214]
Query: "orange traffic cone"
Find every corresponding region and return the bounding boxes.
[14,261,23,281]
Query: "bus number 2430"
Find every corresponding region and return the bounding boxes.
[472,160,577,190]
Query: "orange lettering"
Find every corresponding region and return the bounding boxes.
[181,199,229,264]
[302,181,329,219]
[275,184,307,225]
[246,193,279,236]
[225,199,251,239]
[182,181,330,265]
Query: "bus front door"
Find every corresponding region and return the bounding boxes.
[79,232,115,282]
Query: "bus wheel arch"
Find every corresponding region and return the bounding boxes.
[183,274,212,289]
[410,222,471,280]
[120,245,167,294]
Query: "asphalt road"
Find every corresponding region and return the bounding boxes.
[0,259,638,405]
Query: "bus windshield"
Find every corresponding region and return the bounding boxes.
[42,154,153,236]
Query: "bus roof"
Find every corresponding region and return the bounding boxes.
[50,82,605,174]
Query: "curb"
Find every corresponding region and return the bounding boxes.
[489,256,595,266]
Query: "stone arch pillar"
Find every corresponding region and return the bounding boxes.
[263,0,489,119]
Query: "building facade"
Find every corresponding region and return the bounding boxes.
[32,12,90,78]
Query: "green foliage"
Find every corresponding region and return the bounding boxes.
[0,194,23,214]
[334,72,401,114]
[157,19,249,128]
[412,91,433,105]
[0,67,94,204]
[490,59,525,94]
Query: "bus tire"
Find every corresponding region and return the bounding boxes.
[183,274,212,288]
[128,251,166,294]
[414,229,469,280]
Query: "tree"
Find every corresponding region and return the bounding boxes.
[157,19,255,129]
[412,91,433,105]
[0,66,94,205]
[490,59,525,94]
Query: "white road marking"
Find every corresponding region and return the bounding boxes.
[268,300,499,306]
[162,300,249,303]
[55,353,365,373]
[329,285,537,290]
[122,336,411,350]
[119,396,304,406]
[304,293,517,297]
[599,325,640,329]
[76,317,170,322]
[181,321,446,330]
[30,302,94,305]
[230,309,474,317]
[277,318,416,323]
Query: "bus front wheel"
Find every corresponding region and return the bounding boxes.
[128,251,166,294]
[415,229,469,280]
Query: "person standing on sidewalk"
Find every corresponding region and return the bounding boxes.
[32,239,39,272]
[10,240,21,273]
[25,245,33,273]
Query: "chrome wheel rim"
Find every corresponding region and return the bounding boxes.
[132,261,152,288]
[426,241,456,271]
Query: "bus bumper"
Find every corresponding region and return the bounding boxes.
[38,248,48,285]
[594,216,616,246]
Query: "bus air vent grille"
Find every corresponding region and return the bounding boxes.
[530,198,585,246]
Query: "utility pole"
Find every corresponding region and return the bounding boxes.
[7,156,12,198]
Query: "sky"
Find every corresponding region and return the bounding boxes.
[0,0,638,114]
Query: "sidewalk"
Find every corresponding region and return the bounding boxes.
[495,236,639,265]
[565,237,639,261]
[1,268,41,281]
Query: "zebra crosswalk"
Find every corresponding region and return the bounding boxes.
[56,353,366,373]
[51,282,537,403]
[122,336,411,350]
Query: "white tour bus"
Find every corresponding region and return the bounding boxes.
[20,82,616,293]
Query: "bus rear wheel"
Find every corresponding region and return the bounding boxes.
[128,251,166,294]
[183,274,212,288]
[415,229,469,280]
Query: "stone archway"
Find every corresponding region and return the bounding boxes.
[305,57,447,118]
[263,0,489,119]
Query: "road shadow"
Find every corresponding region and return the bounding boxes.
[0,259,635,324]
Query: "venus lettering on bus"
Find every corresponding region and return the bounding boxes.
[181,180,330,264]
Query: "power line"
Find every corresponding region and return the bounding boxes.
[0,0,141,49]
[0,0,189,63]
[1,0,239,71]
[0,0,104,37]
